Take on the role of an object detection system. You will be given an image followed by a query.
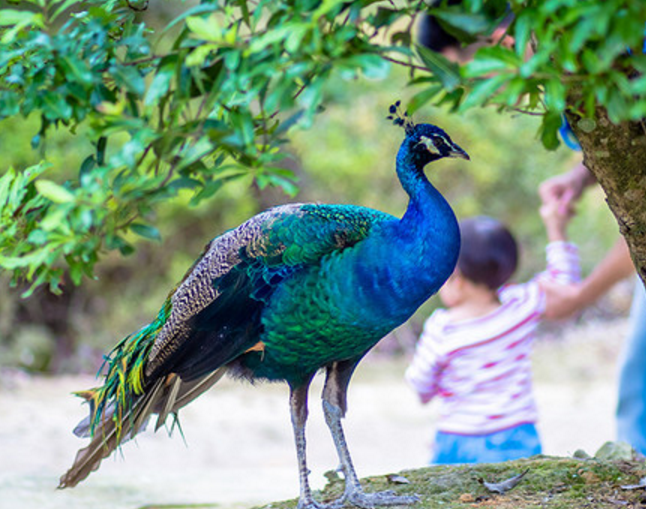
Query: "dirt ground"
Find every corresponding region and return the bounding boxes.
[0,317,628,509]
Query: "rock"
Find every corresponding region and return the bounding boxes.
[595,441,635,461]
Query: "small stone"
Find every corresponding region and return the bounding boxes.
[386,474,410,484]
[459,493,474,503]
[595,441,635,461]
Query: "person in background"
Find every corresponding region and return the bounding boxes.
[405,202,580,464]
[538,165,645,456]
[420,0,646,456]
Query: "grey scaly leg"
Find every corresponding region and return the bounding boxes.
[290,378,340,509]
[322,361,419,508]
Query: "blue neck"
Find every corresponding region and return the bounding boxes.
[396,137,455,235]
[329,140,460,330]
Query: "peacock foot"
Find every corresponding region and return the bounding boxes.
[297,495,344,509]
[342,488,420,508]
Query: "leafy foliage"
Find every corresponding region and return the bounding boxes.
[0,0,644,294]
[412,0,646,149]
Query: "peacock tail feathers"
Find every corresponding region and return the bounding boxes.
[87,296,172,439]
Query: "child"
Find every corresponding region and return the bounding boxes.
[405,202,580,464]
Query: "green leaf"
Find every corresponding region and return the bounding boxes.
[539,111,563,150]
[432,10,491,36]
[356,54,390,80]
[0,167,17,211]
[544,78,566,112]
[606,88,629,123]
[67,258,84,285]
[111,65,146,97]
[40,206,71,231]
[61,56,94,86]
[50,0,82,22]
[285,25,308,54]
[186,14,222,42]
[130,223,162,242]
[500,77,527,106]
[35,180,75,204]
[0,9,44,27]
[163,3,218,33]
[371,7,400,29]
[408,85,445,114]
[513,10,533,57]
[312,0,346,21]
[145,58,175,106]
[416,44,461,92]
[459,74,510,111]
[0,10,44,43]
[275,109,305,135]
[79,155,96,185]
[42,92,73,121]
[237,0,252,29]
[463,46,521,78]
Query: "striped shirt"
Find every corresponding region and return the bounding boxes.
[405,241,580,435]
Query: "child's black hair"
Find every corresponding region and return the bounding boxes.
[457,216,518,290]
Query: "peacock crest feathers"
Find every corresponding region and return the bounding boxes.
[387,100,415,134]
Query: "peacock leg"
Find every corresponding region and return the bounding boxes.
[322,361,419,508]
[290,377,340,509]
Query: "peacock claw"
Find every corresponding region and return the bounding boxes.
[297,497,344,509]
[343,489,420,508]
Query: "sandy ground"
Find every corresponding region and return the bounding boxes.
[0,317,628,509]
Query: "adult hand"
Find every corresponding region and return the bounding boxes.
[538,162,594,213]
[541,239,634,320]
[539,278,584,320]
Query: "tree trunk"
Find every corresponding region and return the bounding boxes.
[565,107,646,288]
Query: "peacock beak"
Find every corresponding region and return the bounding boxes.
[448,145,470,161]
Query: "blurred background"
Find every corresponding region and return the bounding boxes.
[0,3,633,509]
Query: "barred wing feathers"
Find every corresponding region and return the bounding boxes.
[145,203,392,380]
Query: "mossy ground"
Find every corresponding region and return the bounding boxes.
[259,456,646,509]
[131,455,646,509]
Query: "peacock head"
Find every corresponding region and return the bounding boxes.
[388,102,470,167]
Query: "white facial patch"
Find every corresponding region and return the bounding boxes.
[420,135,441,155]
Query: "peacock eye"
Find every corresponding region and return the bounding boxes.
[434,137,449,152]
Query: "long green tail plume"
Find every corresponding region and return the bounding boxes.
[90,297,172,439]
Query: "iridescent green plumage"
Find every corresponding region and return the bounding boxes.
[90,299,170,434]
[61,116,469,509]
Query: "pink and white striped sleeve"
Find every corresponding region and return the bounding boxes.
[541,241,581,284]
[405,315,445,404]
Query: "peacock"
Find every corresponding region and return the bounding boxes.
[59,104,469,509]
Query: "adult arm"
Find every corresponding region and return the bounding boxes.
[540,237,635,320]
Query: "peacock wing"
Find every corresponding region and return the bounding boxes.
[144,203,393,381]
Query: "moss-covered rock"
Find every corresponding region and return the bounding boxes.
[259,455,646,509]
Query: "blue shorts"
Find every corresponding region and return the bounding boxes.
[431,422,542,464]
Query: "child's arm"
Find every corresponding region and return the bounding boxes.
[405,325,443,404]
[537,200,582,317]
[540,199,570,243]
